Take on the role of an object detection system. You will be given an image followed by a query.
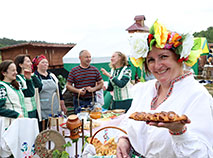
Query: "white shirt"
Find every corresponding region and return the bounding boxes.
[123,74,213,158]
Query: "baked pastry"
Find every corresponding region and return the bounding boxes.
[129,111,188,123]
[87,137,103,150]
[88,137,117,156]
[95,137,117,156]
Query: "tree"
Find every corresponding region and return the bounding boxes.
[193,27,213,43]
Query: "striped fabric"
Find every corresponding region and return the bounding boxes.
[67,65,102,98]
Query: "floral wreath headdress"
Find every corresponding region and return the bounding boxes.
[129,20,200,69]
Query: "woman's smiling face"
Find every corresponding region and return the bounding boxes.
[3,63,17,82]
[146,46,183,86]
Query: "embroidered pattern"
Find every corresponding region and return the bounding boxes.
[21,142,36,158]
[0,87,7,99]
[151,72,192,110]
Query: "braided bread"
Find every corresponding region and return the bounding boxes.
[88,137,117,156]
[129,111,188,123]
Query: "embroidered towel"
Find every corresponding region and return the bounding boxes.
[2,118,39,158]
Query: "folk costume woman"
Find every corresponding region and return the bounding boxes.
[101,51,133,112]
[14,54,42,119]
[0,60,34,128]
[32,55,67,131]
[117,21,213,158]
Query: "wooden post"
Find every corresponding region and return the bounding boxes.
[75,141,78,158]
[90,119,92,137]
[82,119,84,151]
[56,118,59,131]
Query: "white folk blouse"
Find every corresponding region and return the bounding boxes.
[123,73,213,158]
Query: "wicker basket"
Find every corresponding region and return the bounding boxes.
[88,126,127,158]
[48,92,64,127]
[90,126,127,144]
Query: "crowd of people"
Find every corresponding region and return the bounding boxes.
[0,54,67,132]
[0,20,212,158]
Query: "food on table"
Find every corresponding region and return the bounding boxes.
[88,137,117,156]
[101,112,120,119]
[112,109,125,114]
[87,137,103,151]
[90,112,102,119]
[84,121,100,130]
[129,111,188,123]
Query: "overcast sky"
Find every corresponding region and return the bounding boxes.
[0,0,213,44]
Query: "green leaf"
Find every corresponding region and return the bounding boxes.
[63,141,72,148]
[52,150,61,158]
[61,151,69,158]
[84,136,89,143]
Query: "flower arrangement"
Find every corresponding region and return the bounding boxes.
[129,20,199,68]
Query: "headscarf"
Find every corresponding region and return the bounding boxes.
[32,54,47,72]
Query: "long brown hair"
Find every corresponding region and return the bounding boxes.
[109,51,129,69]
[0,60,19,90]
[14,54,31,74]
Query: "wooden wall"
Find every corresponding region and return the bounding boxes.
[1,46,71,69]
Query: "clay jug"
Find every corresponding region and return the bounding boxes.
[66,115,82,140]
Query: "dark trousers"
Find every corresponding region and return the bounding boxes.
[73,96,96,114]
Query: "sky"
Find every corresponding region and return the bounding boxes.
[0,0,213,45]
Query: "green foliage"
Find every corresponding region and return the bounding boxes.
[63,141,72,148]
[57,75,67,90]
[193,27,213,43]
[0,37,75,48]
[52,141,72,158]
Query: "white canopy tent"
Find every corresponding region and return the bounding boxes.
[63,30,132,81]
[63,30,131,64]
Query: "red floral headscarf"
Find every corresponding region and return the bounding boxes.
[32,54,47,72]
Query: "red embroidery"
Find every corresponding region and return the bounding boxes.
[151,72,192,110]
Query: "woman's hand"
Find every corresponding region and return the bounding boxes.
[116,137,131,158]
[18,114,24,118]
[147,118,191,133]
[101,68,111,77]
[24,69,32,80]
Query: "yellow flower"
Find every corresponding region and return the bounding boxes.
[130,57,143,69]
[154,21,169,48]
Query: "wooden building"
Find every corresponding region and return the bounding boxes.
[126,15,149,33]
[0,42,75,69]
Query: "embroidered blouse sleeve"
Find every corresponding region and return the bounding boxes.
[0,85,19,118]
[111,68,131,88]
[170,94,213,157]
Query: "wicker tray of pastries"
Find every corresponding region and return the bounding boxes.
[87,126,127,157]
[129,111,188,123]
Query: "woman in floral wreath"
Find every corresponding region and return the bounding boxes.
[117,21,213,158]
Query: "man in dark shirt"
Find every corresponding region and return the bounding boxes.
[66,50,103,113]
